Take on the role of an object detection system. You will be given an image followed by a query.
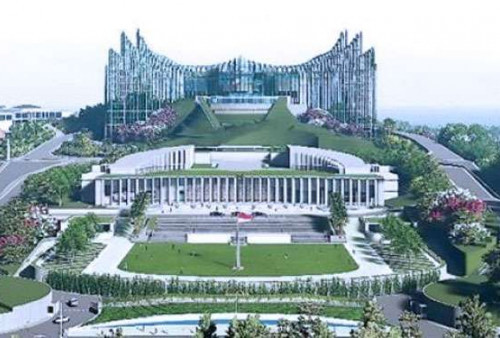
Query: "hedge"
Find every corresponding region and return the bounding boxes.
[45,270,440,299]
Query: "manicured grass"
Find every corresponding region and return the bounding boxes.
[217,114,265,126]
[0,262,21,276]
[424,274,500,324]
[0,277,50,311]
[119,243,358,276]
[92,302,363,324]
[385,193,418,208]
[162,98,383,163]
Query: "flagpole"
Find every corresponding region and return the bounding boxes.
[235,219,241,270]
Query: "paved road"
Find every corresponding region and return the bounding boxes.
[0,291,99,338]
[397,132,478,170]
[0,130,96,206]
[377,294,451,337]
[397,132,498,202]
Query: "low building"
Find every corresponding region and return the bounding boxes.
[82,145,398,210]
[0,105,72,131]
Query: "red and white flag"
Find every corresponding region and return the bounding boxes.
[237,212,253,223]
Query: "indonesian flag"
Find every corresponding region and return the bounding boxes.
[237,212,253,223]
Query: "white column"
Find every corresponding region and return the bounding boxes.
[259,178,263,202]
[349,179,353,206]
[250,178,254,203]
[225,177,229,202]
[340,179,345,203]
[267,178,271,203]
[118,179,123,206]
[201,178,205,202]
[299,178,304,203]
[365,180,370,206]
[243,178,246,202]
[275,178,279,203]
[284,178,288,203]
[316,177,320,205]
[158,178,162,205]
[233,177,237,202]
[324,178,328,205]
[357,179,362,206]
[95,180,102,206]
[209,178,213,202]
[175,177,182,203]
[307,178,312,204]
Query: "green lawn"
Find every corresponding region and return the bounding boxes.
[92,302,363,324]
[385,193,418,209]
[161,98,384,163]
[119,243,358,276]
[0,277,51,312]
[424,274,500,324]
[0,262,21,276]
[216,114,265,126]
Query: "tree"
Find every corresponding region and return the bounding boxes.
[381,215,424,265]
[449,295,496,338]
[360,300,385,329]
[276,316,334,338]
[62,104,107,140]
[195,313,217,338]
[383,118,397,135]
[398,311,422,338]
[226,315,270,338]
[329,192,348,235]
[483,248,500,283]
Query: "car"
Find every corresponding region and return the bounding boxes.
[209,211,224,216]
[252,211,267,217]
[67,297,79,307]
[53,316,70,324]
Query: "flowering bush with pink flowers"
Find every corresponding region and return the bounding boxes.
[449,222,490,245]
[115,106,178,143]
[425,188,486,225]
[298,108,364,136]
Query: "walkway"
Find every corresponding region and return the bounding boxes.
[82,217,394,283]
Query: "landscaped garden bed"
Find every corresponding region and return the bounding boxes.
[91,302,363,324]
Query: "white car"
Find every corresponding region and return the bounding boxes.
[53,316,70,324]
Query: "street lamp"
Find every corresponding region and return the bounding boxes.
[5,130,11,161]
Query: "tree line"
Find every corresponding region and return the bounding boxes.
[45,270,439,299]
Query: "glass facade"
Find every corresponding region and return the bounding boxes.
[105,30,377,137]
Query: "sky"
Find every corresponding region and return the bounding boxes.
[0,0,499,113]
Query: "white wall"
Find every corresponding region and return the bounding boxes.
[187,233,231,244]
[247,233,291,244]
[0,291,56,334]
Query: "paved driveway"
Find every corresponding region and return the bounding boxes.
[376,294,451,337]
[0,291,99,338]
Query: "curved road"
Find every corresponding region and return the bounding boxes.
[0,129,95,205]
[397,132,497,202]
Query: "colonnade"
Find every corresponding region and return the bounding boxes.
[95,175,384,207]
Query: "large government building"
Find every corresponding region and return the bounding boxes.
[82,145,397,210]
[105,30,377,136]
